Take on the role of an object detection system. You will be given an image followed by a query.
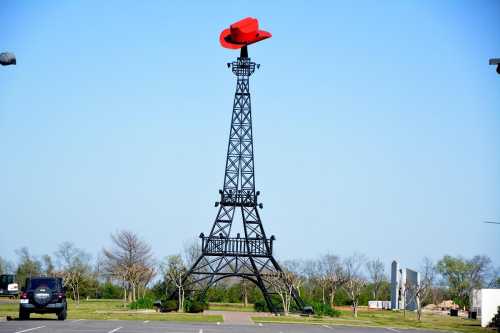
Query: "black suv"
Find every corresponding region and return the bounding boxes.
[19,277,67,320]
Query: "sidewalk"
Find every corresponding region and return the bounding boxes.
[204,310,271,325]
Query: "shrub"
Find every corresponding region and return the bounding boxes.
[185,299,208,313]
[254,297,284,313]
[254,299,268,312]
[311,302,341,317]
[129,297,154,310]
[163,299,178,312]
[99,282,123,299]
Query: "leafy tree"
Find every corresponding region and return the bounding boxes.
[437,255,492,309]
[99,282,123,299]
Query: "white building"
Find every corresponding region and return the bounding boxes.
[471,289,500,327]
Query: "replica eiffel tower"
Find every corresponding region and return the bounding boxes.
[182,18,305,313]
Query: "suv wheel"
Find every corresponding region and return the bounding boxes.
[19,309,30,320]
[57,307,67,321]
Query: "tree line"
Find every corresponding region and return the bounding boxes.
[1,229,498,318]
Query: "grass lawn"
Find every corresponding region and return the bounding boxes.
[208,302,255,312]
[252,308,490,333]
[0,299,222,322]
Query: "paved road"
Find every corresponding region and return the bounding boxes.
[0,319,441,333]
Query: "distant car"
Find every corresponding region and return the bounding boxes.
[19,277,67,320]
[0,274,19,298]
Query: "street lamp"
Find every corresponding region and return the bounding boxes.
[0,52,16,66]
[489,58,500,75]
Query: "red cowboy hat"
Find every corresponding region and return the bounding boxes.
[220,17,271,49]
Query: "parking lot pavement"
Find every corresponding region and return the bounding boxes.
[0,319,440,333]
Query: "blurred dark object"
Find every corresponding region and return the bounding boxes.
[489,58,500,75]
[450,309,458,316]
[492,306,500,332]
[153,300,162,312]
[0,52,16,66]
[153,299,177,313]
[301,305,314,316]
[468,311,477,320]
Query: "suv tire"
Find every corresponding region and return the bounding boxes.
[19,308,30,320]
[57,303,67,321]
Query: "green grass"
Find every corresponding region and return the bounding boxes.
[0,299,222,322]
[208,302,255,312]
[252,309,489,333]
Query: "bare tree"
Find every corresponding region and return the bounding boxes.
[321,254,346,307]
[55,242,92,305]
[467,255,492,302]
[366,258,386,300]
[139,264,156,299]
[183,240,201,267]
[42,255,55,276]
[102,230,154,302]
[407,257,435,321]
[488,267,500,288]
[15,247,42,287]
[343,254,367,318]
[0,256,14,275]
[241,278,249,307]
[161,255,186,312]
[316,261,329,304]
[266,261,303,316]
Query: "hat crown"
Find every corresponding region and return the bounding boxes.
[219,17,271,50]
[229,17,259,43]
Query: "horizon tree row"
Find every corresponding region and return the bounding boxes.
[1,229,498,317]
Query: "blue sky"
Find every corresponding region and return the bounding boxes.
[1,1,499,271]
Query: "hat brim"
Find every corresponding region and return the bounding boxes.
[219,28,272,49]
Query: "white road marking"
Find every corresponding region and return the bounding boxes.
[108,327,122,333]
[199,329,203,333]
[143,320,149,323]
[216,322,221,325]
[72,319,84,322]
[14,326,46,333]
[322,324,334,330]
[386,328,400,332]
[258,323,263,327]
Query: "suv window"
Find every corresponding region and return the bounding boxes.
[28,278,58,290]
[0,275,15,288]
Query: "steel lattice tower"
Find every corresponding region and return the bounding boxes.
[182,46,305,313]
